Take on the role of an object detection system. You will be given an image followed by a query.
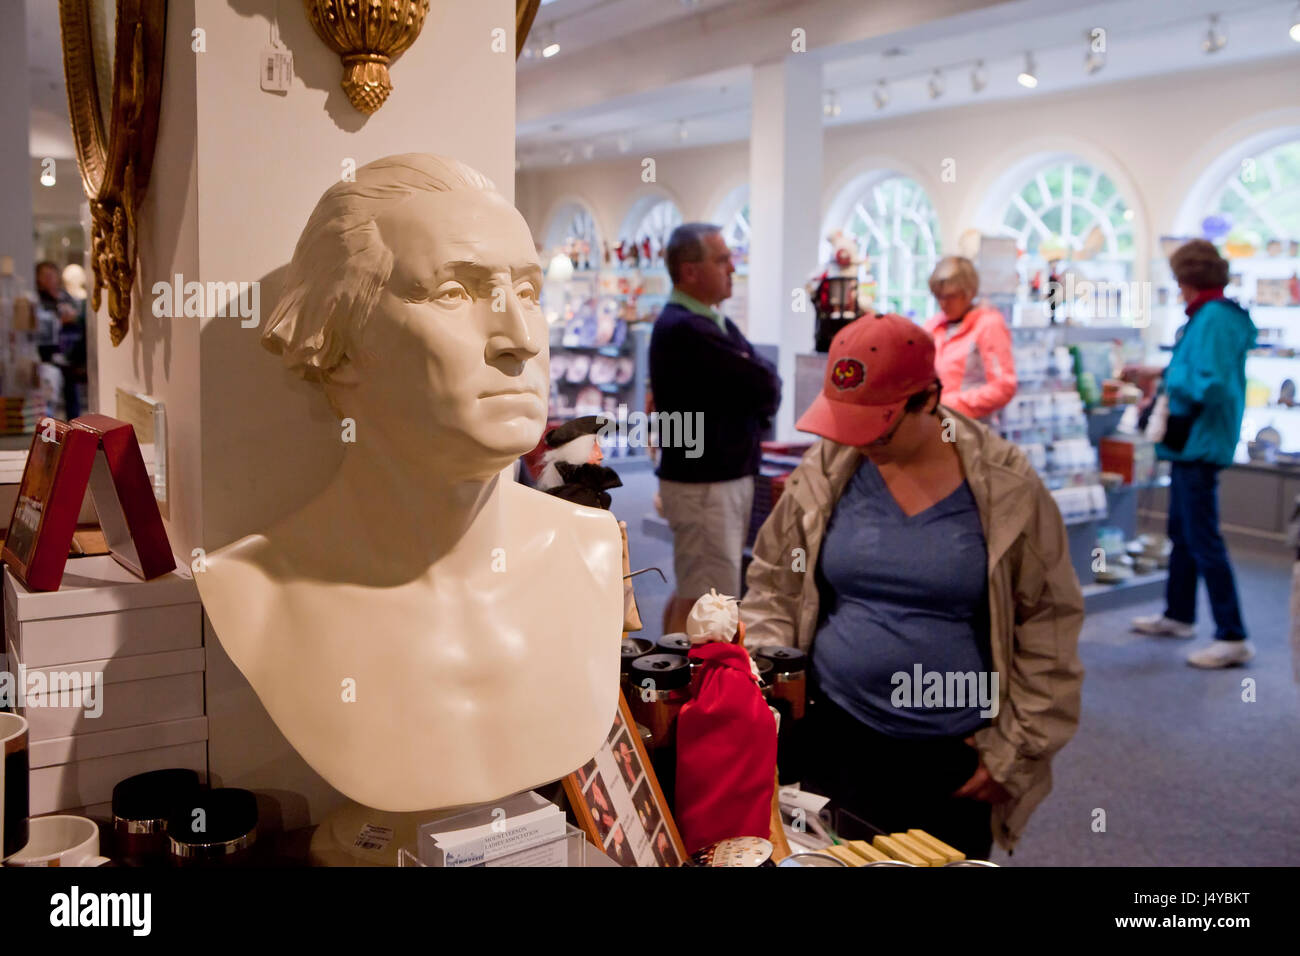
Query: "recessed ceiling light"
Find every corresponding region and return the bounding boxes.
[927,69,944,99]
[823,90,842,117]
[1017,52,1038,88]
[1202,14,1226,53]
[873,79,889,110]
[1291,3,1300,42]
[541,25,560,58]
[677,120,689,142]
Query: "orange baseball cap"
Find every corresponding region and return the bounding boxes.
[796,313,937,446]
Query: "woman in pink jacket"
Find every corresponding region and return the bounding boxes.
[924,256,1017,420]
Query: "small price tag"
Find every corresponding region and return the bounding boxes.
[260,46,294,92]
[352,823,394,853]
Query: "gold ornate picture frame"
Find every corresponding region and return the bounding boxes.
[59,0,167,348]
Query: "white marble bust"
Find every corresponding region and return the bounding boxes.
[195,154,623,812]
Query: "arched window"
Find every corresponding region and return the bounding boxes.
[825,174,941,319]
[713,185,751,266]
[1203,138,1300,250]
[626,199,682,250]
[542,201,601,269]
[996,158,1135,302]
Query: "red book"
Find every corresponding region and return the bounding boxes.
[2,419,99,591]
[72,414,176,581]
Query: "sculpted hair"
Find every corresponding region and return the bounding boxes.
[262,153,497,380]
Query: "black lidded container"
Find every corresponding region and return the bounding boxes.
[756,646,808,720]
[627,653,691,749]
[168,788,259,867]
[620,638,654,694]
[655,632,690,656]
[112,768,202,865]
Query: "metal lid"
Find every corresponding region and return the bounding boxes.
[620,638,653,672]
[167,788,258,856]
[756,646,808,673]
[112,768,202,825]
[777,852,845,867]
[655,632,690,655]
[629,653,691,690]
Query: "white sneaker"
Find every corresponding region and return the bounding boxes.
[1187,640,1255,669]
[1132,614,1196,638]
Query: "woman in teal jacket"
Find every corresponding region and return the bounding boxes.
[1134,240,1257,668]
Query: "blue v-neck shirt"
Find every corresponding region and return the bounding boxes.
[811,456,992,739]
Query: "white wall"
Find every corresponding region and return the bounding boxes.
[518,54,1300,333]
[95,0,517,828]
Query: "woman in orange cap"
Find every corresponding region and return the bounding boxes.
[740,313,1082,859]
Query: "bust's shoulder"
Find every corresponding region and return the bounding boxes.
[507,480,620,535]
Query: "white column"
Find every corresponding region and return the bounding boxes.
[0,0,34,286]
[747,54,823,441]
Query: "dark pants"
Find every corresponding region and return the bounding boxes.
[1165,461,1247,641]
[802,694,993,860]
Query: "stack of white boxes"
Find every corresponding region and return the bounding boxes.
[4,554,207,818]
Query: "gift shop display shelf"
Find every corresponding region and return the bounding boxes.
[1149,255,1300,459]
[548,267,666,464]
[995,325,1166,609]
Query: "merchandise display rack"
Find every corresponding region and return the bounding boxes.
[546,266,667,463]
[1149,254,1300,459]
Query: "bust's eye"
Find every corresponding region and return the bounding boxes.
[435,282,470,303]
[516,282,539,304]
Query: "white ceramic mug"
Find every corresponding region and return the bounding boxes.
[1,713,29,862]
[4,814,109,867]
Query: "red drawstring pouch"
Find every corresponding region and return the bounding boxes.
[674,641,778,855]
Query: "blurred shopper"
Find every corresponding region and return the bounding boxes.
[741,314,1083,858]
[34,261,75,356]
[650,223,781,634]
[54,264,88,419]
[924,256,1016,420]
[1133,240,1256,668]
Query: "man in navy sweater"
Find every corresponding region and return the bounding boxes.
[650,223,781,633]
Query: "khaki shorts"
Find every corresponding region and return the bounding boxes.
[658,476,755,600]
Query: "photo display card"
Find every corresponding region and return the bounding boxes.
[564,691,687,867]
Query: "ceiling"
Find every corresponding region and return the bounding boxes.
[27,0,73,160]
[516,0,1300,169]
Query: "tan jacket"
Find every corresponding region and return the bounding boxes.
[741,409,1084,851]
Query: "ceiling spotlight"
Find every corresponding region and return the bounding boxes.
[970,60,987,93]
[560,149,574,164]
[616,135,630,154]
[823,90,842,117]
[1202,15,1226,54]
[677,120,689,142]
[1290,4,1300,42]
[1017,52,1038,88]
[927,69,944,99]
[541,25,561,58]
[873,79,889,110]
